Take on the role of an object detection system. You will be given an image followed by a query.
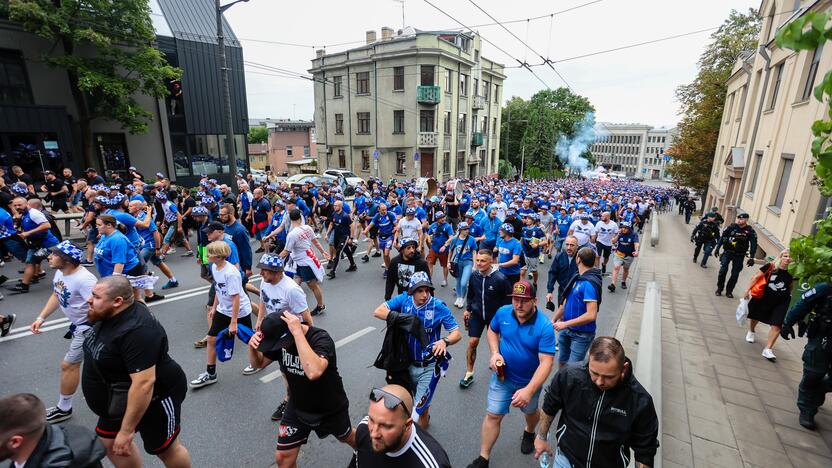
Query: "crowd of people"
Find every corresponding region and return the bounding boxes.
[0,168,682,467]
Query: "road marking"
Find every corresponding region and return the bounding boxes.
[258,326,377,383]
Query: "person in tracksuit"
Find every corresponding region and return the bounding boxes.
[690,212,720,267]
[714,213,758,298]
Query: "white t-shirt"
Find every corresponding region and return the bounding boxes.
[594,220,619,247]
[285,224,316,262]
[52,267,97,328]
[260,276,308,318]
[397,217,423,241]
[490,201,508,221]
[569,220,596,246]
[211,262,252,318]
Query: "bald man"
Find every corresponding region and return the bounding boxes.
[350,384,451,467]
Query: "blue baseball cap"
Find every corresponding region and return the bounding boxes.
[408,271,434,294]
[458,221,470,230]
[156,191,168,201]
[500,223,514,234]
[406,207,416,215]
[258,253,284,272]
[52,240,84,264]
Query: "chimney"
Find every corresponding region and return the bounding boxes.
[366,30,377,44]
[381,26,394,41]
[315,49,324,58]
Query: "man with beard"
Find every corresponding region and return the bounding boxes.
[384,236,430,300]
[349,384,451,467]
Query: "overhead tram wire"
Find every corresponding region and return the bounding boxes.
[421,0,553,90]
[466,0,574,92]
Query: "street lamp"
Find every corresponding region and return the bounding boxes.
[216,0,249,180]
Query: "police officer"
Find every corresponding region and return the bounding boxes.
[714,213,758,298]
[691,212,720,268]
[779,282,832,430]
[683,197,697,224]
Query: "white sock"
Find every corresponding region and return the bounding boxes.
[170,277,177,282]
[57,394,73,411]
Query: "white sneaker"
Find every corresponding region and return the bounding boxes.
[241,365,263,376]
[441,279,447,287]
[745,331,756,343]
[761,348,776,361]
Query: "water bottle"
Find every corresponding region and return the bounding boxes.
[539,451,551,468]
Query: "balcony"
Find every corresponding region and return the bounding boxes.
[417,86,441,105]
[471,132,484,146]
[418,131,438,147]
[472,95,486,110]
[467,153,481,163]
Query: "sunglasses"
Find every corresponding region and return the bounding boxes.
[369,388,411,415]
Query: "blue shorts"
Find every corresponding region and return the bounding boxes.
[140,247,163,266]
[328,230,336,245]
[408,363,435,408]
[86,226,99,242]
[487,373,541,415]
[378,235,393,251]
[557,329,595,365]
[296,265,317,283]
[3,238,27,262]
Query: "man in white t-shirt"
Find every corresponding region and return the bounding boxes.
[29,241,97,423]
[190,240,253,389]
[394,207,424,250]
[489,193,508,222]
[279,208,329,316]
[594,212,619,274]
[568,214,597,249]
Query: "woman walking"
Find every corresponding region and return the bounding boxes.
[446,222,478,308]
[744,249,793,362]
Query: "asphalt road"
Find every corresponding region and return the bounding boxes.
[0,235,639,467]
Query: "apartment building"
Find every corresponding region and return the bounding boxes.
[309,27,505,181]
[590,123,676,179]
[249,119,317,174]
[706,0,831,259]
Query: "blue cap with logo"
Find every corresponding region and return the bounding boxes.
[258,253,284,272]
[408,271,434,294]
[53,240,84,264]
[500,222,514,234]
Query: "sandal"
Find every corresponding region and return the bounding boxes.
[194,338,208,349]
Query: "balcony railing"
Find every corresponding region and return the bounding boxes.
[471,132,484,146]
[418,131,438,147]
[472,95,486,110]
[417,86,441,105]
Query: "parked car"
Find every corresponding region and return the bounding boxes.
[324,169,365,187]
[286,173,339,190]
[250,169,268,184]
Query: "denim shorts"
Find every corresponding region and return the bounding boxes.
[557,329,595,365]
[140,247,162,267]
[486,373,541,415]
[409,363,435,408]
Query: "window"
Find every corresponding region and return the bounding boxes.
[356,72,370,95]
[361,150,370,171]
[396,151,406,174]
[459,74,468,96]
[357,112,371,134]
[444,68,452,94]
[482,80,490,100]
[802,44,823,101]
[772,155,793,209]
[338,149,346,168]
[420,110,434,132]
[443,151,450,174]
[768,63,784,110]
[333,75,343,97]
[736,85,747,120]
[286,146,293,156]
[393,66,404,91]
[473,78,479,96]
[458,113,467,135]
[393,110,405,134]
[335,114,344,134]
[420,65,434,86]
[303,146,310,157]
[493,84,499,103]
[724,92,735,123]
[492,117,497,135]
[481,115,487,135]
[490,149,495,170]
[456,151,465,173]
[0,49,33,105]
[444,111,451,135]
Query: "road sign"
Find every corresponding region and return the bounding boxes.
[414,152,420,161]
[663,155,671,161]
[373,150,380,159]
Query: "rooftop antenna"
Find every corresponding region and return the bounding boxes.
[393,0,405,29]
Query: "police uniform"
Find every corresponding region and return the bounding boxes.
[780,282,832,430]
[690,218,720,267]
[714,214,757,297]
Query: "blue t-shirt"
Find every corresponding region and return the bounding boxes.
[468,222,484,239]
[136,211,157,249]
[21,209,58,247]
[0,208,17,238]
[556,215,572,237]
[496,237,522,275]
[385,293,459,361]
[266,211,286,240]
[94,231,139,277]
[106,210,142,248]
[223,221,252,270]
[521,225,545,257]
[449,235,478,262]
[489,305,557,384]
[563,279,599,333]
[616,231,639,256]
[222,234,241,267]
[428,222,454,253]
[372,212,397,237]
[252,198,272,223]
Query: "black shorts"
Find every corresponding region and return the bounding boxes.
[369,225,379,240]
[207,312,252,337]
[468,311,495,338]
[51,197,69,212]
[276,404,352,451]
[96,387,186,455]
[598,243,613,258]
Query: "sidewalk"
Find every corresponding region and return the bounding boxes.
[617,211,832,468]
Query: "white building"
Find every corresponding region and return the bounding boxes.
[590,123,676,179]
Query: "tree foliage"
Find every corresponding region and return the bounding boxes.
[666,9,760,196]
[248,125,269,144]
[776,8,832,286]
[499,88,594,176]
[8,0,180,169]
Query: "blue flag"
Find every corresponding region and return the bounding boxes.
[214,324,255,362]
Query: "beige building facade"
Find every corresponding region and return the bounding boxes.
[707,0,832,259]
[309,27,505,182]
[590,123,676,179]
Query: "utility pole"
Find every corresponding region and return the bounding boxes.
[520,145,525,179]
[216,0,250,180]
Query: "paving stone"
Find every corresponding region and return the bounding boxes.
[783,444,832,468]
[721,387,765,411]
[765,406,813,434]
[692,436,743,468]
[686,384,723,404]
[718,374,757,393]
[760,393,800,414]
[724,403,781,448]
[690,415,737,447]
[663,434,694,466]
[749,376,795,399]
[687,400,728,423]
[735,438,793,468]
[713,362,752,380]
[774,424,832,458]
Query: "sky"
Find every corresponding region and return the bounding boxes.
[225,0,760,128]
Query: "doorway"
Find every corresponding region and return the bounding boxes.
[420,152,433,178]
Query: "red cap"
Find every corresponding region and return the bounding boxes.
[510,280,535,299]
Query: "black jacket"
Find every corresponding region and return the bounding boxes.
[466,267,512,321]
[373,311,428,372]
[691,219,720,244]
[542,360,660,468]
[385,252,430,300]
[547,251,579,303]
[8,424,106,468]
[715,223,758,257]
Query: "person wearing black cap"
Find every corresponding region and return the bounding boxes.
[384,236,430,300]
[84,167,106,187]
[248,311,355,466]
[714,212,758,298]
[40,170,69,214]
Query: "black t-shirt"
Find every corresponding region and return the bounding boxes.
[182,196,197,219]
[63,176,76,194]
[263,327,348,416]
[444,195,459,218]
[0,189,12,214]
[349,418,452,468]
[316,203,333,228]
[300,191,315,209]
[14,173,33,187]
[45,179,66,199]
[88,175,106,186]
[82,302,185,415]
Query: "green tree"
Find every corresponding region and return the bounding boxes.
[522,88,594,174]
[499,96,530,170]
[248,125,268,144]
[8,0,180,169]
[776,8,832,285]
[667,9,760,198]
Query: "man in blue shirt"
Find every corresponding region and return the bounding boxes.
[218,204,253,278]
[326,200,357,279]
[553,247,602,368]
[364,203,397,274]
[494,223,522,284]
[466,280,555,467]
[427,211,454,287]
[373,271,461,429]
[520,214,546,284]
[250,188,272,253]
[608,221,640,293]
[478,207,502,253]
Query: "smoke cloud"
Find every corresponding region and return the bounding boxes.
[555,112,606,175]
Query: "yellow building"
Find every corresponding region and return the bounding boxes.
[707,0,831,258]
